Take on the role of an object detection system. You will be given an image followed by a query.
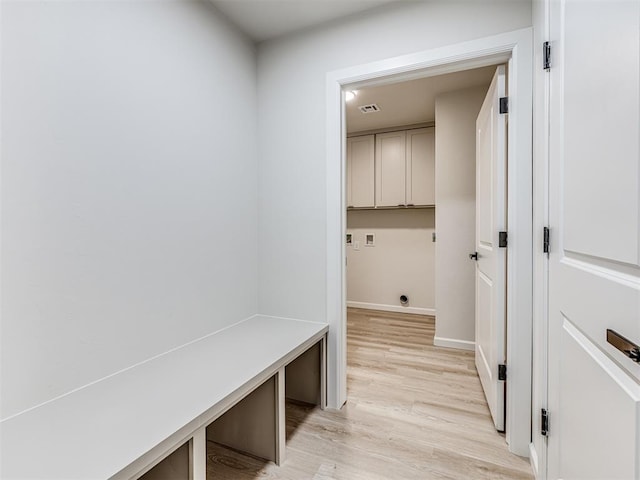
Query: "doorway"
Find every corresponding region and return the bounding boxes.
[325,28,533,456]
[344,62,510,432]
[344,68,496,319]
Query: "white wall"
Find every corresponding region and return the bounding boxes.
[257,1,532,323]
[434,86,488,348]
[0,1,258,419]
[346,209,435,314]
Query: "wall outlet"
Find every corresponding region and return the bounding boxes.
[365,233,375,246]
[354,240,360,250]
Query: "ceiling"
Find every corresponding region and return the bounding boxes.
[209,0,401,42]
[346,66,497,133]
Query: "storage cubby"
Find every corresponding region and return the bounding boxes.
[139,442,190,480]
[207,375,281,463]
[285,341,323,405]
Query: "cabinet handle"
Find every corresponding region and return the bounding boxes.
[398,204,405,207]
[607,329,640,363]
[407,203,414,207]
[469,252,478,261]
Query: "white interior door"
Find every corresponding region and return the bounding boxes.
[474,65,507,432]
[547,1,640,478]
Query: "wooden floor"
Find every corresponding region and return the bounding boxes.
[207,308,533,479]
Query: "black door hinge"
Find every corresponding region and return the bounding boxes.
[498,364,507,381]
[543,41,551,70]
[499,97,508,114]
[499,231,508,248]
[541,408,549,436]
[543,227,550,255]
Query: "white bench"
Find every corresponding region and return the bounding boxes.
[1,315,328,479]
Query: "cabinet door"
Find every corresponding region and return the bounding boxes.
[346,135,375,208]
[406,128,435,206]
[375,131,406,207]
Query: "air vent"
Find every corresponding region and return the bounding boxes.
[358,104,380,114]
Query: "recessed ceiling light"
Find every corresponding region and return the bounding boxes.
[345,90,357,102]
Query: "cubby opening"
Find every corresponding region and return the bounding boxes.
[139,441,190,480]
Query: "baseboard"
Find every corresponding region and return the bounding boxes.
[346,301,435,316]
[433,335,475,351]
[529,442,539,479]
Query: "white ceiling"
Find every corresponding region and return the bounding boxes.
[209,0,401,42]
[346,66,497,133]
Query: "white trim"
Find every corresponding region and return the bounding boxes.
[433,336,475,352]
[326,27,533,457]
[190,427,207,480]
[529,442,540,479]
[503,33,534,457]
[531,1,550,478]
[347,301,435,316]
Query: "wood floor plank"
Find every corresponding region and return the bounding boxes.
[207,308,533,479]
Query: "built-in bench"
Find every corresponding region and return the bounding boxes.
[1,315,328,479]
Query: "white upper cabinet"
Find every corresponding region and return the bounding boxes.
[348,127,435,209]
[375,131,407,207]
[346,135,375,208]
[374,128,435,207]
[406,128,435,206]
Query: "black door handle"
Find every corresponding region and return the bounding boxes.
[469,252,478,261]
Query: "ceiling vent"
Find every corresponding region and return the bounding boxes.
[358,104,380,114]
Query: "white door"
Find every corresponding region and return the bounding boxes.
[375,131,406,207]
[547,1,640,478]
[474,65,507,432]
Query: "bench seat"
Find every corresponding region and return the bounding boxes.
[1,315,328,479]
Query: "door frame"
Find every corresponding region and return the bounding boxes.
[325,28,533,456]
[530,0,550,476]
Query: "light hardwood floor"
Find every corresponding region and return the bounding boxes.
[207,308,533,479]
